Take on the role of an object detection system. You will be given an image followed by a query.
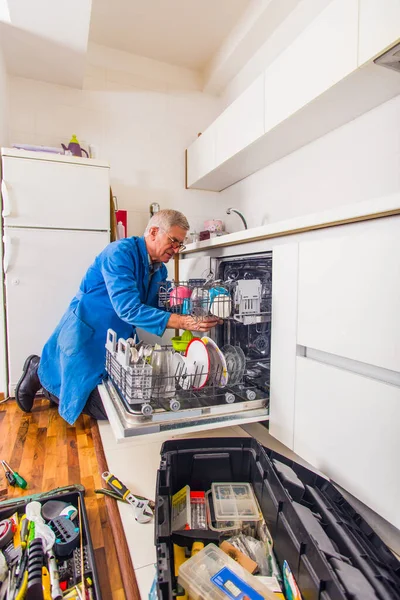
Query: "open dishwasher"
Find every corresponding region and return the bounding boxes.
[99,252,273,439]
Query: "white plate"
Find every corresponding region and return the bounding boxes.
[172,353,187,379]
[185,338,210,389]
[202,336,228,388]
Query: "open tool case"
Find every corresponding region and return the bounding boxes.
[0,484,101,599]
[155,438,400,600]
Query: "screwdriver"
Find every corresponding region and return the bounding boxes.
[1,460,16,486]
[2,460,27,489]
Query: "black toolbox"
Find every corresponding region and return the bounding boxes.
[155,437,400,600]
[0,484,102,599]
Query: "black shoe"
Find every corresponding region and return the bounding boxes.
[15,355,41,413]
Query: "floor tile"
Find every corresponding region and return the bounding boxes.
[135,564,157,599]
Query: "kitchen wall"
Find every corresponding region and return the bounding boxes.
[0,44,7,395]
[8,42,230,237]
[0,42,8,145]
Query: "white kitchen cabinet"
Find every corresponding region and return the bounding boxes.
[186,124,216,189]
[358,0,400,65]
[269,243,299,450]
[1,152,109,230]
[297,227,400,372]
[264,0,358,132]
[294,356,400,529]
[4,228,109,392]
[215,75,264,167]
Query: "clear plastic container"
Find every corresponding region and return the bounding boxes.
[212,483,261,522]
[205,491,241,533]
[178,544,276,600]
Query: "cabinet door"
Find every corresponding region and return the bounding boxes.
[294,357,400,529]
[358,0,400,65]
[297,227,400,372]
[215,75,265,167]
[2,156,110,230]
[186,124,216,189]
[269,243,299,450]
[264,0,358,132]
[4,229,109,394]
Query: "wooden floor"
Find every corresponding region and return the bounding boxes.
[0,396,126,600]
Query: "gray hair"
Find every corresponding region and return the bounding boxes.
[144,209,190,235]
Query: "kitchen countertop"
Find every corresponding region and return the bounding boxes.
[183,193,400,254]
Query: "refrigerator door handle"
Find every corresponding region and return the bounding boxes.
[1,180,12,217]
[3,235,13,273]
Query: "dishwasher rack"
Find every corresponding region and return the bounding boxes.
[158,277,271,325]
[105,329,269,417]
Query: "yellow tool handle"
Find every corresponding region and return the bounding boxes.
[15,570,28,600]
[191,541,204,556]
[102,471,130,500]
[42,566,51,600]
[173,545,188,600]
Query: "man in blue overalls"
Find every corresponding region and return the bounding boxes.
[15,209,219,425]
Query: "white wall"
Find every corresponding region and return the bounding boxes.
[8,43,230,237]
[0,41,8,145]
[0,42,7,394]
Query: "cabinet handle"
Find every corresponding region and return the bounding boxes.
[1,181,12,217]
[3,235,13,274]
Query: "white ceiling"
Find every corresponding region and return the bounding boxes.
[89,0,252,71]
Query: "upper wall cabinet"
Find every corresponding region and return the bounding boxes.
[186,0,400,192]
[358,0,400,65]
[215,75,264,167]
[264,0,358,133]
[186,123,216,188]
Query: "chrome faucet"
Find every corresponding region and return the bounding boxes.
[226,207,248,230]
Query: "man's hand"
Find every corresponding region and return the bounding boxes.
[167,313,222,332]
[181,315,222,332]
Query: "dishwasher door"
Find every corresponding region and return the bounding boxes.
[99,252,272,441]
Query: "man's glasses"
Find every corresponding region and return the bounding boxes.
[160,228,186,252]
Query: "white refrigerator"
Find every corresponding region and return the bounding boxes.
[0,148,110,396]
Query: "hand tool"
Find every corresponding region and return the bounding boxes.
[0,519,14,549]
[101,471,153,523]
[41,501,68,521]
[1,461,16,487]
[94,487,156,510]
[77,498,85,600]
[49,517,79,558]
[2,460,27,489]
[14,569,28,600]
[20,516,30,549]
[42,566,51,600]
[27,538,44,600]
[47,550,63,600]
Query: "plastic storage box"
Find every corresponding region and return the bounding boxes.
[211,482,260,522]
[0,484,102,599]
[155,437,400,600]
[178,543,275,600]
